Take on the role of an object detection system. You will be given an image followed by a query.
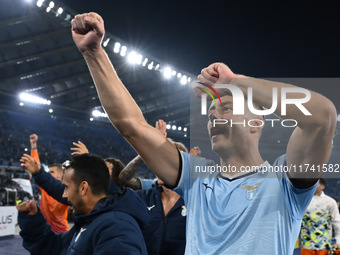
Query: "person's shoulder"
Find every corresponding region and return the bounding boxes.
[323,193,337,203]
[94,210,137,227]
[180,151,214,166]
[272,154,287,167]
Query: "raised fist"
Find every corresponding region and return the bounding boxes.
[17,200,38,216]
[29,133,38,145]
[71,12,105,53]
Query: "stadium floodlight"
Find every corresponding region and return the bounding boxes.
[172,70,177,76]
[155,64,160,70]
[90,118,94,121]
[19,102,24,106]
[46,6,51,12]
[148,61,154,70]
[172,125,177,130]
[142,58,148,66]
[178,126,182,131]
[57,7,63,14]
[142,58,148,67]
[102,38,110,48]
[180,75,188,85]
[92,109,107,118]
[64,14,72,21]
[19,92,51,105]
[49,109,53,113]
[136,54,143,65]
[163,67,172,79]
[183,127,187,132]
[120,46,127,56]
[126,51,142,64]
[36,0,44,7]
[177,73,182,78]
[127,51,138,64]
[113,42,120,53]
[92,109,101,117]
[48,1,54,8]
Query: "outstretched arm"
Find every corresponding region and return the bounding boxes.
[200,63,337,187]
[20,154,68,205]
[71,13,179,186]
[119,155,143,190]
[30,133,40,164]
[17,200,64,254]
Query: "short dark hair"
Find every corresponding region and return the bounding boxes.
[49,164,63,173]
[319,178,326,186]
[66,154,110,195]
[105,157,125,188]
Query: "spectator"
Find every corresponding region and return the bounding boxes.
[120,120,187,255]
[29,133,69,233]
[300,178,340,255]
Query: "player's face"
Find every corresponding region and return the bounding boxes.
[207,95,253,157]
[62,168,85,216]
[314,182,324,195]
[49,166,63,181]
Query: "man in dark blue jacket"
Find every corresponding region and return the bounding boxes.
[18,153,149,255]
[137,180,186,255]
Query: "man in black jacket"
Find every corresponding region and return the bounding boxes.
[18,153,149,255]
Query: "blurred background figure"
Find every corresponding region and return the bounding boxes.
[29,133,69,233]
[300,178,340,255]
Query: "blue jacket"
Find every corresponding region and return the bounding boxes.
[137,183,186,255]
[22,169,150,255]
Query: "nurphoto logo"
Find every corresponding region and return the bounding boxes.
[198,83,312,128]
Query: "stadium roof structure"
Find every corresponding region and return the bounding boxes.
[0,0,192,136]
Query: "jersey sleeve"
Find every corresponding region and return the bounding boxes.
[175,151,207,204]
[30,148,40,164]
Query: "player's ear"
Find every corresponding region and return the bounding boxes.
[79,181,89,196]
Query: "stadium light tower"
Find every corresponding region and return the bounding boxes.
[19,92,51,105]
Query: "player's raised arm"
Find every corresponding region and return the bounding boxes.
[71,13,179,186]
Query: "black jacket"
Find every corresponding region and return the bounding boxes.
[20,169,151,254]
[19,194,149,254]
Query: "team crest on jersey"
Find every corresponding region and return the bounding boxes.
[181,205,187,216]
[238,182,263,200]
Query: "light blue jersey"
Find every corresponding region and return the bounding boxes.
[176,152,317,255]
[140,178,157,190]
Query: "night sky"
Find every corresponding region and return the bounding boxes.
[58,0,339,78]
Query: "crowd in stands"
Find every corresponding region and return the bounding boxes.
[0,109,190,205]
[0,109,172,175]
